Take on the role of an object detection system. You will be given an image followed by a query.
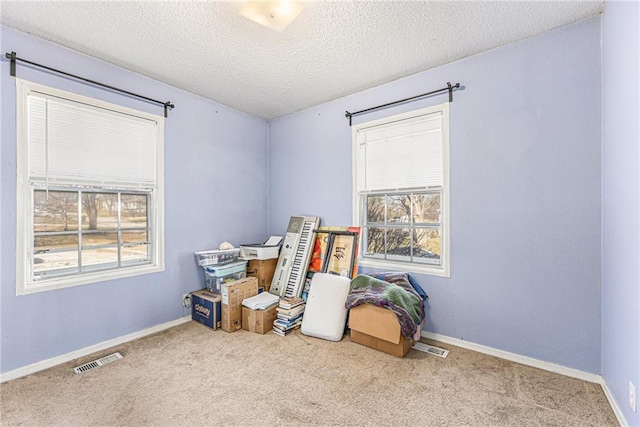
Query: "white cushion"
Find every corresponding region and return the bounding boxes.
[301,273,351,342]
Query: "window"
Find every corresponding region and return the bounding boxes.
[352,103,450,277]
[16,79,164,295]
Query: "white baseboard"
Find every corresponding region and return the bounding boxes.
[420,331,602,383]
[0,316,191,383]
[421,331,630,425]
[600,378,629,427]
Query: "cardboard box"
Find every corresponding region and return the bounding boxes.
[349,304,413,357]
[246,258,277,292]
[220,277,259,332]
[191,290,222,330]
[242,305,278,334]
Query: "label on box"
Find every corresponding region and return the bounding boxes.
[222,287,229,305]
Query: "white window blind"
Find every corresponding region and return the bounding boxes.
[356,111,443,192]
[27,91,158,188]
[16,79,165,295]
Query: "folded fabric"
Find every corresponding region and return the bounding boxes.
[363,271,428,340]
[346,273,425,339]
[366,271,428,301]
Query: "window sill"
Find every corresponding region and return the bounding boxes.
[17,263,164,296]
[358,258,450,278]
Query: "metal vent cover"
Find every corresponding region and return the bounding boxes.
[412,342,449,358]
[74,352,123,374]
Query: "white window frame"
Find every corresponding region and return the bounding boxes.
[352,103,450,277]
[15,79,165,295]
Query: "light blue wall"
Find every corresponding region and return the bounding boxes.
[2,14,618,381]
[269,17,603,373]
[0,26,269,374]
[602,1,640,425]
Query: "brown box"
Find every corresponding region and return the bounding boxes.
[246,259,277,292]
[349,304,413,357]
[220,277,259,332]
[242,305,278,334]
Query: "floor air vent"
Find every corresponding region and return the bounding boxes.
[74,352,123,374]
[412,342,449,358]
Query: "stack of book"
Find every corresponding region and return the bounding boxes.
[272,297,305,336]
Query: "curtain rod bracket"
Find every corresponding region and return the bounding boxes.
[163,102,174,118]
[345,111,353,126]
[447,81,460,103]
[6,51,16,77]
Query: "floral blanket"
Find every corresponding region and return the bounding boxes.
[345,272,426,339]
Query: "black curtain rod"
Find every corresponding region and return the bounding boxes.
[4,51,174,118]
[345,81,460,126]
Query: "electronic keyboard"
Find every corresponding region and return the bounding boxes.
[269,215,320,298]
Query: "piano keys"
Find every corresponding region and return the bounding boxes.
[269,215,320,298]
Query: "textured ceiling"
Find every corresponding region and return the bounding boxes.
[1,1,604,120]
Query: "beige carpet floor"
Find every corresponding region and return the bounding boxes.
[1,321,617,426]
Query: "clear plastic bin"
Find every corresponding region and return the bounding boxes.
[194,248,240,267]
[203,260,247,293]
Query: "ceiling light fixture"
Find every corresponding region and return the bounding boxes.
[240,1,306,32]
